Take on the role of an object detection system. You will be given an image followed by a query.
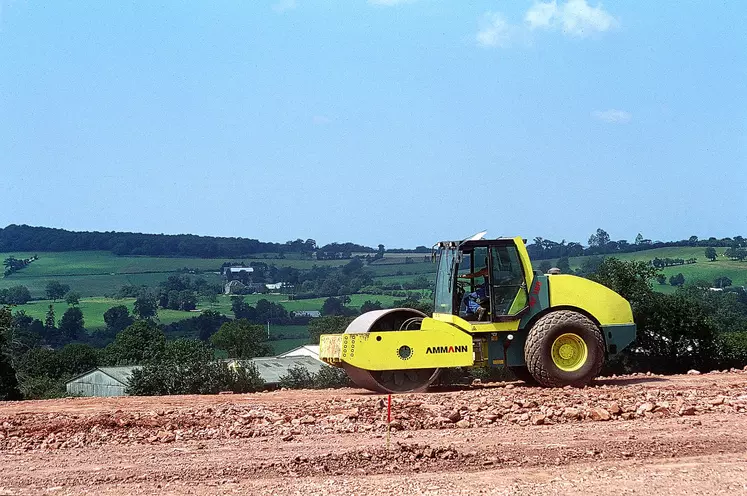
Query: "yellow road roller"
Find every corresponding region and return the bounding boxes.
[319,234,636,393]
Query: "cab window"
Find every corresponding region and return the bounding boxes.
[490,245,528,318]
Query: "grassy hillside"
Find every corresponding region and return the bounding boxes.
[368,261,435,276]
[9,293,404,332]
[0,251,348,297]
[204,293,405,316]
[15,298,211,330]
[566,247,747,290]
[4,246,744,301]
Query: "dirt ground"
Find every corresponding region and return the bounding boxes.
[2,370,747,495]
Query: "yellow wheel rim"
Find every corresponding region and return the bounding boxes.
[551,333,588,372]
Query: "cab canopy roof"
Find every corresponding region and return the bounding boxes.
[436,237,527,250]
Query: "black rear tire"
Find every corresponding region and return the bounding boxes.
[524,310,604,387]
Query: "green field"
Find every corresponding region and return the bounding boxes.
[205,293,405,316]
[13,298,209,330]
[6,246,743,339]
[7,293,407,332]
[566,247,747,290]
[0,251,349,297]
[368,261,436,277]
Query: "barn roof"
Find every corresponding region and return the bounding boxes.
[231,356,326,385]
[66,357,326,390]
[67,366,139,386]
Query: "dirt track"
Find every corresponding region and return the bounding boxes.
[2,371,747,495]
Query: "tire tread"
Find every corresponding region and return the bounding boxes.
[525,310,604,387]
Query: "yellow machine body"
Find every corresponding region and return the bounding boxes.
[318,235,636,390]
[319,317,474,371]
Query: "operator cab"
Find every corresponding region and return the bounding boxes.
[433,237,531,322]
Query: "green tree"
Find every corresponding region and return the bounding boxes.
[4,286,31,305]
[308,315,355,344]
[375,244,385,259]
[556,256,571,274]
[393,296,434,315]
[538,260,552,273]
[588,258,659,303]
[714,276,733,289]
[231,296,254,320]
[58,307,85,341]
[254,299,289,323]
[321,297,345,316]
[203,292,219,308]
[104,320,166,365]
[577,256,605,276]
[0,307,22,400]
[133,294,158,320]
[278,364,314,389]
[45,281,70,302]
[56,343,99,376]
[178,290,197,311]
[588,228,610,248]
[633,292,720,373]
[6,311,42,356]
[360,300,383,313]
[210,319,271,359]
[2,257,19,273]
[655,274,667,285]
[65,291,80,307]
[128,359,264,396]
[163,338,213,363]
[669,273,685,287]
[44,305,56,330]
[705,247,717,261]
[103,305,134,334]
[278,364,351,389]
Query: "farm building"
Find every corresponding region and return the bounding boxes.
[229,356,326,384]
[291,310,321,318]
[65,357,326,397]
[264,282,286,291]
[222,266,254,275]
[277,345,321,361]
[66,366,137,397]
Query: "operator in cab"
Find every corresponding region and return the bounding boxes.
[459,266,489,320]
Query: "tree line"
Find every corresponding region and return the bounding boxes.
[0,224,373,258]
[591,259,747,374]
[527,229,746,261]
[3,255,37,276]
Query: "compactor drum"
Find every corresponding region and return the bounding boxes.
[341,308,442,393]
[320,234,636,393]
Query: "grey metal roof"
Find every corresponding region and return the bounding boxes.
[98,366,139,384]
[66,357,326,389]
[234,356,326,385]
[67,366,140,386]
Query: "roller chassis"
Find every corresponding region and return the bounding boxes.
[319,236,636,392]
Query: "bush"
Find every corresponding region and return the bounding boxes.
[278,364,352,389]
[128,360,265,396]
[719,332,747,369]
[278,365,314,389]
[312,365,352,388]
[19,375,67,400]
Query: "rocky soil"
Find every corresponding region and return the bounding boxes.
[1,370,747,495]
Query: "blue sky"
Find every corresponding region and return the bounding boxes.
[0,0,745,248]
